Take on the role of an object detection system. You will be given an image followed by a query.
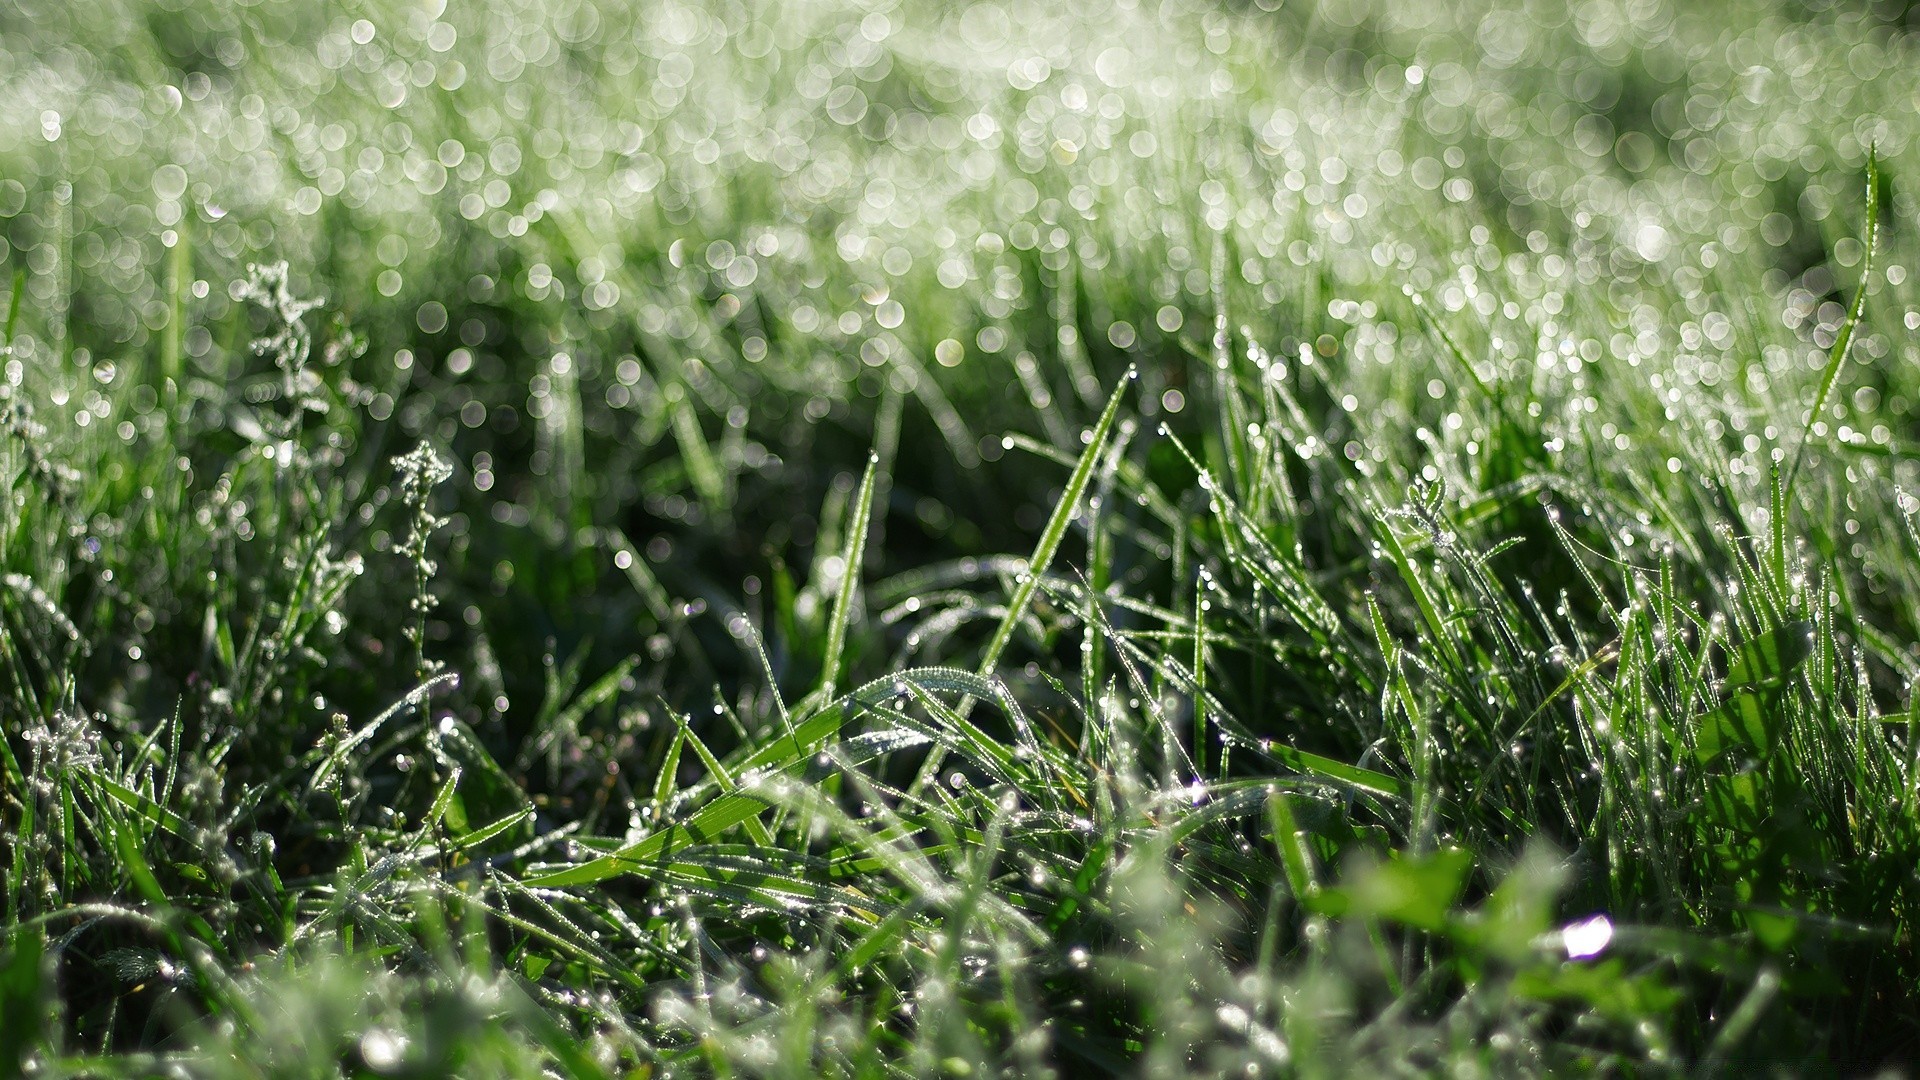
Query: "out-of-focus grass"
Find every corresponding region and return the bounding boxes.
[3,0,1920,1074]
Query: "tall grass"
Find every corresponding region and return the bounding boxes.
[3,0,1920,1074]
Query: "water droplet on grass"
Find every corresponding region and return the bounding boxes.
[359,1029,407,1072]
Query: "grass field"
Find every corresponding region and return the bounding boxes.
[4,0,1920,1073]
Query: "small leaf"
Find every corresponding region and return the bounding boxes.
[453,807,533,851]
[1694,692,1780,766]
[1512,958,1684,1024]
[1313,847,1473,932]
[1745,909,1799,951]
[1473,842,1568,961]
[1724,619,1813,690]
[1703,771,1766,834]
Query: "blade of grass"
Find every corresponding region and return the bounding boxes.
[911,367,1134,792]
[819,452,880,705]
[1784,148,1878,498]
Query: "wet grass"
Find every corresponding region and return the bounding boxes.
[4,0,1920,1074]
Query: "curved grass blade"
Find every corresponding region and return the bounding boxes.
[1784,148,1879,497]
[976,368,1133,677]
[909,368,1134,791]
[526,668,1022,887]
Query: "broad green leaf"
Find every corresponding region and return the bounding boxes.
[1702,771,1765,834]
[1745,909,1799,951]
[1723,619,1814,690]
[1693,692,1779,766]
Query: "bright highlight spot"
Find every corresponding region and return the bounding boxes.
[1562,914,1614,959]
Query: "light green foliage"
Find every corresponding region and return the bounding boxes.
[2,0,1920,1075]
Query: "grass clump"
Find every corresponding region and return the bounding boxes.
[5,0,1920,1074]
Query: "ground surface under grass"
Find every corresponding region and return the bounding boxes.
[4,0,1920,1074]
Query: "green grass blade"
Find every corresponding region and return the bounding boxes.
[977,368,1133,676]
[905,368,1133,793]
[819,452,880,704]
[529,668,1003,886]
[1784,148,1879,497]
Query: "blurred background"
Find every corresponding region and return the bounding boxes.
[3,0,1915,731]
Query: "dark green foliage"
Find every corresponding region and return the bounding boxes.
[4,0,1920,1075]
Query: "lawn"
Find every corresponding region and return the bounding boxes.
[3,0,1920,1074]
